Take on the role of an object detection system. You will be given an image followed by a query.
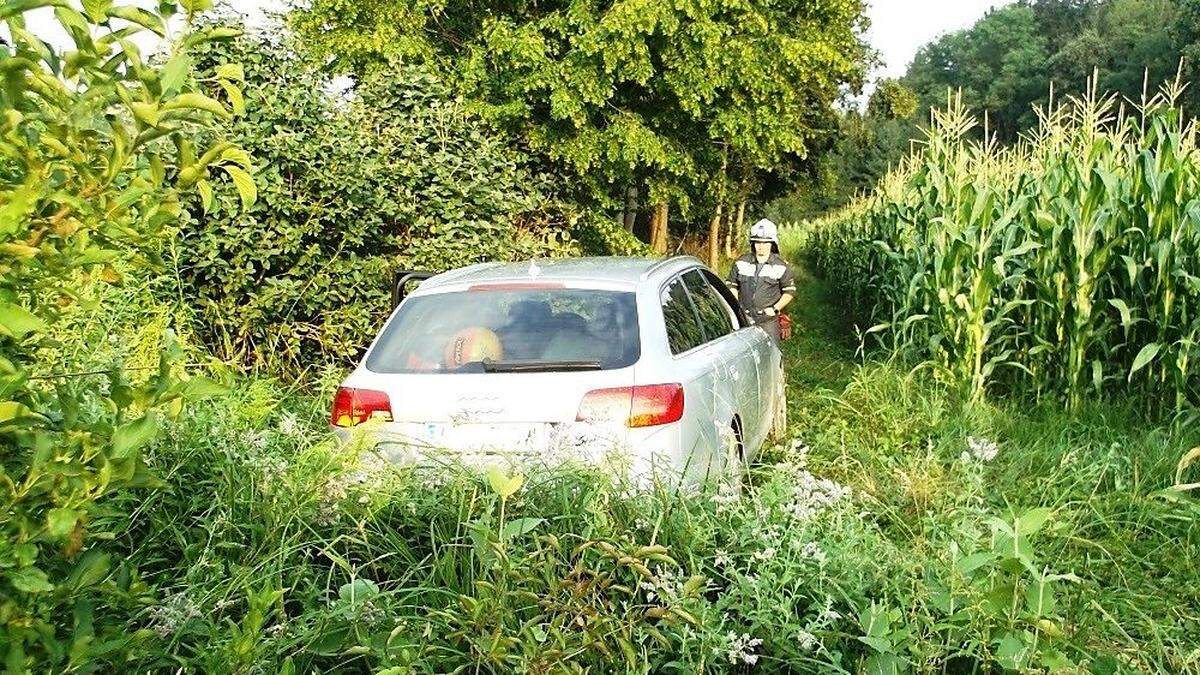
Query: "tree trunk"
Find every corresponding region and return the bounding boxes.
[726,199,746,258]
[623,185,638,232]
[723,205,735,259]
[707,202,724,269]
[650,202,669,255]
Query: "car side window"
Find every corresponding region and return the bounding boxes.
[660,275,705,354]
[682,269,736,342]
[701,269,749,328]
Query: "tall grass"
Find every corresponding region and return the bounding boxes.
[87,361,1195,673]
[801,85,1200,410]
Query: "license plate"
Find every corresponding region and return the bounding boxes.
[391,422,548,453]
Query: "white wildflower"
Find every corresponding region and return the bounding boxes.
[713,549,733,568]
[781,470,852,522]
[797,629,818,651]
[359,600,385,625]
[801,542,826,564]
[789,439,811,466]
[241,429,269,450]
[725,632,764,665]
[316,454,388,524]
[711,484,740,511]
[752,546,776,562]
[259,455,289,491]
[148,593,201,638]
[278,412,302,437]
[966,436,999,462]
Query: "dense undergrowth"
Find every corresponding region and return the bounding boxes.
[26,260,1198,673]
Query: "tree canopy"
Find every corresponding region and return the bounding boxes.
[293,0,870,248]
[905,0,1198,140]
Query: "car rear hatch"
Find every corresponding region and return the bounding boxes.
[348,370,637,465]
[336,282,647,466]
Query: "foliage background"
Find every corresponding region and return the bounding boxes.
[801,89,1200,411]
[292,0,870,250]
[175,28,643,371]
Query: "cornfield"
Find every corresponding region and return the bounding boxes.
[801,86,1200,410]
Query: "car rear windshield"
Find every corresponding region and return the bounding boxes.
[366,287,641,373]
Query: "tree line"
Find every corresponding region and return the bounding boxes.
[772,0,1200,221]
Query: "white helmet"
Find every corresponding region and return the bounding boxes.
[749,218,779,248]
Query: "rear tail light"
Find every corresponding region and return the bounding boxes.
[331,387,393,427]
[577,384,684,428]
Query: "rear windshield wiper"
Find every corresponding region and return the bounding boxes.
[482,359,603,373]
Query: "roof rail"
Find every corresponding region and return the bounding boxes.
[639,255,703,281]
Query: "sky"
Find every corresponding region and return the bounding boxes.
[16,0,1013,84]
[865,0,1015,79]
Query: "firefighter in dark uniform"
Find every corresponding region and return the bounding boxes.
[726,219,796,342]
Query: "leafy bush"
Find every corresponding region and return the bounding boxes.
[175,30,637,372]
[0,3,240,669]
[101,378,898,672]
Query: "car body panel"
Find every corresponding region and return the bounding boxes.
[335,256,784,485]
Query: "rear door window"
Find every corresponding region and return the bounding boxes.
[682,269,737,342]
[702,269,749,328]
[366,287,640,373]
[660,275,705,355]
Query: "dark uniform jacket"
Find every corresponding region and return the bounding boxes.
[726,252,796,322]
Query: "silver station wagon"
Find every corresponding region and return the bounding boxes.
[332,256,787,486]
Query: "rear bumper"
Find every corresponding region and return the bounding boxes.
[331,420,706,486]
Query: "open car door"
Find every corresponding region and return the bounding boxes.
[391,270,436,311]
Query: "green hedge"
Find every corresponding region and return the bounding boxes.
[176,28,640,372]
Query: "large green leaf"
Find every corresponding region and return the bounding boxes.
[159,51,192,96]
[164,92,230,119]
[501,517,544,540]
[46,508,80,538]
[68,551,112,590]
[10,567,54,594]
[130,101,159,126]
[1129,342,1161,380]
[111,412,159,459]
[105,5,165,36]
[0,302,46,339]
[81,0,112,22]
[215,62,243,81]
[218,79,245,115]
[221,165,257,209]
[0,0,69,21]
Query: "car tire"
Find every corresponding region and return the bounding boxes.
[769,369,788,442]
